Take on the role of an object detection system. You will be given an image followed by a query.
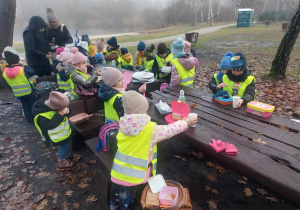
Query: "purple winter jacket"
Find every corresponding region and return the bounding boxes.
[170,55,198,86]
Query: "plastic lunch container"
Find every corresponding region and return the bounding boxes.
[214,96,233,105]
[247,101,275,118]
[159,186,178,206]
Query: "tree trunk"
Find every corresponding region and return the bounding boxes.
[0,0,16,89]
[263,0,268,13]
[270,3,300,78]
[200,3,203,23]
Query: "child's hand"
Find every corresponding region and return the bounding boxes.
[237,99,244,108]
[184,116,197,126]
[139,84,147,93]
[216,83,227,90]
[94,69,101,76]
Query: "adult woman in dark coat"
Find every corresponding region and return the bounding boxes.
[23,16,53,77]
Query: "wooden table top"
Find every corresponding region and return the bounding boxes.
[148,85,300,206]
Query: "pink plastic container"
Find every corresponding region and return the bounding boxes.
[56,47,65,55]
[159,186,178,206]
[247,101,275,118]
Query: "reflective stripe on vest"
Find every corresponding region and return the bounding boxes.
[119,57,133,68]
[222,75,256,97]
[69,70,90,96]
[213,74,220,85]
[2,67,32,97]
[111,121,157,184]
[57,74,72,92]
[104,93,122,123]
[172,58,195,88]
[34,111,72,143]
[106,51,120,66]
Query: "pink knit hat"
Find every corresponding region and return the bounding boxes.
[184,41,191,53]
[97,38,105,51]
[45,91,69,111]
[56,48,73,66]
[101,67,123,87]
[71,47,87,64]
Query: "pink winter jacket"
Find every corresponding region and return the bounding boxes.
[111,114,187,186]
[170,55,198,86]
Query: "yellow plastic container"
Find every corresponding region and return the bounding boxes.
[247,101,275,118]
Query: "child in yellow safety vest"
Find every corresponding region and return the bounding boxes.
[97,67,146,124]
[55,48,73,93]
[104,36,120,67]
[2,46,37,123]
[119,47,133,71]
[65,47,100,96]
[170,38,198,88]
[32,91,74,169]
[88,40,97,56]
[152,43,173,82]
[208,52,232,94]
[135,41,147,70]
[217,53,256,108]
[110,91,197,209]
[143,44,156,71]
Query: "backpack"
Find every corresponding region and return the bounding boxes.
[96,123,119,152]
[35,81,58,99]
[76,45,96,65]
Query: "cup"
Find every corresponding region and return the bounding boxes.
[188,113,198,127]
[232,96,241,108]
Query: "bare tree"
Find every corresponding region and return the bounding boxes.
[262,0,269,13]
[270,3,300,78]
[167,0,187,25]
[189,0,203,26]
[215,0,221,23]
[208,0,214,25]
[0,0,16,89]
[232,0,257,8]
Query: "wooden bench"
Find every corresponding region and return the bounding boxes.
[148,86,300,206]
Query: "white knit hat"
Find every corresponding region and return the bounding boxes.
[46,7,58,22]
[122,91,149,114]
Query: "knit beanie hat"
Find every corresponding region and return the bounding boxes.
[46,7,58,22]
[57,48,73,66]
[137,41,146,51]
[101,67,123,87]
[122,91,149,114]
[90,41,96,45]
[229,53,246,71]
[97,38,105,51]
[107,37,119,49]
[171,37,185,58]
[144,44,155,57]
[157,43,167,55]
[71,47,87,64]
[2,46,19,65]
[45,91,69,111]
[184,41,191,53]
[121,47,128,55]
[216,52,233,81]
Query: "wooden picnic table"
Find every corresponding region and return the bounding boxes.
[148,85,300,207]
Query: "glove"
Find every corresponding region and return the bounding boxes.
[209,139,227,153]
[225,143,238,155]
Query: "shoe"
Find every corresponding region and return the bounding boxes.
[58,159,74,169]
[55,154,73,161]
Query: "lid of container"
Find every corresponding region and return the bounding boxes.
[148,174,167,193]
[247,101,275,112]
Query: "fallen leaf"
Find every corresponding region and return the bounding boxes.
[5,137,12,142]
[86,195,98,203]
[78,182,89,189]
[237,180,247,185]
[181,157,188,162]
[36,199,48,210]
[191,151,205,160]
[88,160,96,165]
[259,132,263,136]
[252,138,267,145]
[207,199,218,210]
[45,190,53,197]
[190,103,197,108]
[256,188,268,195]
[215,165,226,174]
[173,155,182,159]
[244,188,253,197]
[212,189,219,195]
[34,194,45,203]
[266,197,278,203]
[242,176,248,180]
[62,201,68,210]
[53,192,58,204]
[50,207,56,210]
[72,154,82,162]
[206,175,216,182]
[206,162,215,168]
[205,185,211,192]
[65,190,73,197]
[73,203,80,209]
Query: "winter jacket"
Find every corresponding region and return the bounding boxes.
[209,77,218,94]
[219,70,256,104]
[170,54,198,86]
[111,114,187,186]
[65,62,97,88]
[23,16,51,77]
[88,44,97,56]
[120,53,133,70]
[3,65,36,99]
[135,51,145,67]
[104,48,120,66]
[46,22,73,47]
[32,98,71,147]
[97,83,124,120]
[152,50,172,80]
[55,63,69,82]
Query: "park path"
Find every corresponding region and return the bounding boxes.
[120,23,235,47]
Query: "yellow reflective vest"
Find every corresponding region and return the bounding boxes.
[57,74,72,92]
[138,56,147,67]
[106,51,120,66]
[145,59,154,71]
[34,111,71,144]
[119,57,133,68]
[222,75,256,97]
[2,66,32,97]
[69,70,90,96]
[156,54,173,79]
[172,58,195,88]
[104,93,122,123]
[213,74,220,85]
[111,121,157,184]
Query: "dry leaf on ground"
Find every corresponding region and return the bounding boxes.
[191,151,205,160]
[237,180,247,185]
[78,182,89,188]
[256,188,268,195]
[53,192,58,204]
[65,190,73,197]
[244,188,254,197]
[212,189,219,195]
[88,160,96,165]
[86,195,98,203]
[36,199,48,210]
[205,185,211,192]
[73,203,80,209]
[253,138,267,145]
[242,176,248,180]
[190,103,197,108]
[266,197,278,203]
[206,175,216,182]
[215,165,226,174]
[206,162,215,168]
[207,199,218,210]
[62,201,68,210]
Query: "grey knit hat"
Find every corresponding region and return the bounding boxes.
[46,7,58,22]
[122,91,149,114]
[101,67,123,87]
[45,91,69,111]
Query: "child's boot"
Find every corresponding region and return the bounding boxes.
[58,159,74,169]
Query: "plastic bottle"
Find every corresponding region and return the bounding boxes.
[111,60,116,67]
[51,38,56,50]
[103,57,106,66]
[178,90,186,102]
